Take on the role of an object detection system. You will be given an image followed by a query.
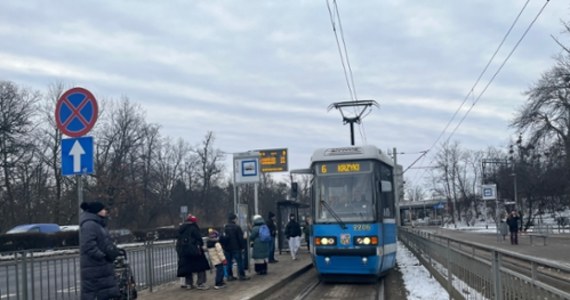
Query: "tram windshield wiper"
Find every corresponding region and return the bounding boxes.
[320,200,347,229]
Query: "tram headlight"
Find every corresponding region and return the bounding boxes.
[314,236,337,246]
[354,236,378,246]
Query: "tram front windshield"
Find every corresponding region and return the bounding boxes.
[315,172,374,223]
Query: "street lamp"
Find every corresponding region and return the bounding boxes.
[508,145,518,208]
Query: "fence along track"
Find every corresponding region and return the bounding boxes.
[0,241,177,299]
[399,227,570,300]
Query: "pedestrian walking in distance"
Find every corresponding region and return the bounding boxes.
[79,201,121,300]
[285,213,302,260]
[506,210,520,245]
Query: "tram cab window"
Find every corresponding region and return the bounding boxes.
[315,174,374,222]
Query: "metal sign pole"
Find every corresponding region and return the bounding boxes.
[233,161,238,214]
[77,174,83,289]
[254,183,259,215]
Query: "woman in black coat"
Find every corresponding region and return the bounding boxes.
[79,201,121,300]
[176,214,211,290]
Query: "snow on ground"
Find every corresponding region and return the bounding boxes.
[397,240,449,300]
[398,212,570,299]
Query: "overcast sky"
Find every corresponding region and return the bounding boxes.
[1,1,569,187]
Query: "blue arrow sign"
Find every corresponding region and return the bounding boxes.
[62,136,94,176]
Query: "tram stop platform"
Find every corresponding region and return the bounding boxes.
[139,250,313,300]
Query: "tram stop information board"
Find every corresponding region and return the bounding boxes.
[258,148,288,173]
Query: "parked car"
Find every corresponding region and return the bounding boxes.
[1,223,61,252]
[5,223,61,234]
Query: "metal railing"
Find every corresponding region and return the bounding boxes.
[399,227,570,300]
[0,241,178,300]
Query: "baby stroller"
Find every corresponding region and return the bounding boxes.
[114,248,138,299]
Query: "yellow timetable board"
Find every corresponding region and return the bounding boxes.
[258,148,288,173]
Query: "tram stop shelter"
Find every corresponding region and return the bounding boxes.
[277,200,309,254]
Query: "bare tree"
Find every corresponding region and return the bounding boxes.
[194,131,225,217]
[405,183,425,202]
[431,141,462,224]
[151,137,189,224]
[0,81,40,229]
[511,41,570,182]
[93,98,149,227]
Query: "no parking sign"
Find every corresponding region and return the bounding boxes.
[55,87,98,137]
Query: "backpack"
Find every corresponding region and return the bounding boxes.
[259,224,271,242]
[176,234,200,257]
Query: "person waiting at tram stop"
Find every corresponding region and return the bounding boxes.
[303,216,312,251]
[223,213,250,281]
[266,211,279,263]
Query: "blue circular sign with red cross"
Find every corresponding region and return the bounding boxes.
[55,87,98,137]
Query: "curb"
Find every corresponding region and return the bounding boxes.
[245,262,313,300]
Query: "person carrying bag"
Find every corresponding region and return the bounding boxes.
[176,214,211,290]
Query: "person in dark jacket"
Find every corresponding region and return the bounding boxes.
[266,211,278,263]
[176,214,211,290]
[285,213,302,260]
[250,215,270,275]
[223,213,250,281]
[79,201,121,300]
[506,210,520,245]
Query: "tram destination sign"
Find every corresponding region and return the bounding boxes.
[258,148,288,173]
[317,161,371,174]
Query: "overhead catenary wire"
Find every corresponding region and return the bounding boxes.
[407,0,550,186]
[443,0,549,145]
[435,0,530,154]
[326,0,368,144]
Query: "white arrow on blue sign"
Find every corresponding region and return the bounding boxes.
[62,136,94,176]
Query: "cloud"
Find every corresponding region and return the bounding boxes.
[1,0,568,187]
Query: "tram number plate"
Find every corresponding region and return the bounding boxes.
[353,224,371,231]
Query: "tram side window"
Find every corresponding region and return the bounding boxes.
[381,180,394,217]
[378,164,395,218]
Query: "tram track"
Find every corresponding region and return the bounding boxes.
[264,266,389,300]
[295,278,385,300]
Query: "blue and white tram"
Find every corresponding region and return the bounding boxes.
[306,145,398,279]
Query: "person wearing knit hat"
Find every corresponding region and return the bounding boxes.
[250,215,270,275]
[80,201,108,216]
[206,228,227,289]
[186,214,198,223]
[176,213,211,290]
[79,201,121,299]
